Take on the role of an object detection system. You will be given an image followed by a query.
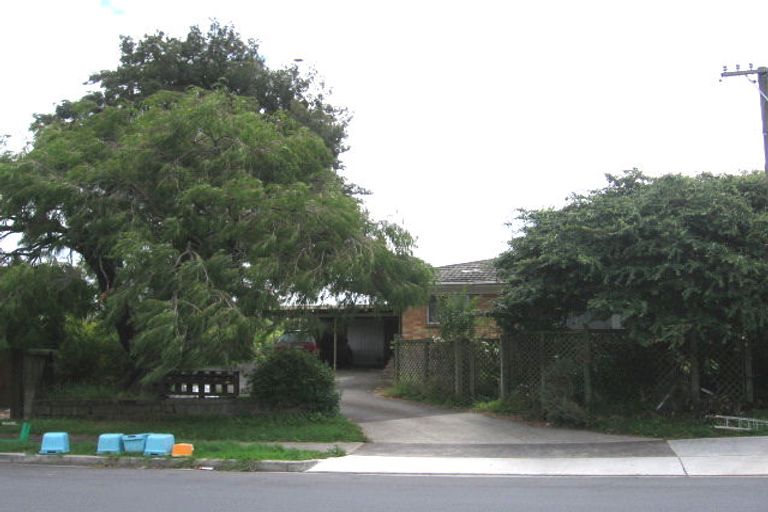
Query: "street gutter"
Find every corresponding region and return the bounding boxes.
[0,452,318,472]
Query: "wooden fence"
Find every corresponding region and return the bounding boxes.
[163,370,240,398]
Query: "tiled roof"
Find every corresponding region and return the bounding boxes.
[436,259,500,284]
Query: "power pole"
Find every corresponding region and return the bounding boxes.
[721,65,768,174]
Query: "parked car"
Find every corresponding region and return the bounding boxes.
[274,331,319,354]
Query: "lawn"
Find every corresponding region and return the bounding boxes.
[0,414,364,461]
[17,414,365,442]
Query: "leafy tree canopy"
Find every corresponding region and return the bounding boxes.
[33,21,348,163]
[0,24,431,382]
[495,170,768,351]
[0,263,93,351]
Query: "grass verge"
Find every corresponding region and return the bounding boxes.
[0,413,363,462]
[0,439,338,461]
[5,414,364,443]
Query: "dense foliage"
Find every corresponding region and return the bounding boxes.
[53,319,132,388]
[495,170,768,354]
[34,22,348,163]
[249,349,339,413]
[437,294,478,342]
[0,23,431,383]
[0,263,93,351]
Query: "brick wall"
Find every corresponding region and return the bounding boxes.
[400,293,501,340]
[401,305,440,340]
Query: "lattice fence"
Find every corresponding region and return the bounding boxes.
[394,332,755,411]
[393,338,501,402]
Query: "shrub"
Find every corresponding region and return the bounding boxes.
[540,358,590,427]
[249,349,339,414]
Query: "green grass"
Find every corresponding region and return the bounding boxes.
[18,414,364,443]
[0,422,29,439]
[191,441,341,461]
[0,439,338,461]
[383,383,469,408]
[0,413,363,462]
[589,412,768,439]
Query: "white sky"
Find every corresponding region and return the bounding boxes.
[2,0,768,266]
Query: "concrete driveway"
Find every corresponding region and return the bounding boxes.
[338,370,658,457]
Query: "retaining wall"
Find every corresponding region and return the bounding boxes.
[33,398,263,419]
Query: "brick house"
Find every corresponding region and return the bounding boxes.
[283,260,503,368]
[400,259,503,341]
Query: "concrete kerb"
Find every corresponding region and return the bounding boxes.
[0,452,318,472]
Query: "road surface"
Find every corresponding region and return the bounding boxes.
[2,464,767,512]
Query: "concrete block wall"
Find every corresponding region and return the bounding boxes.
[32,398,264,419]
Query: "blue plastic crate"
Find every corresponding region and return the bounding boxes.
[122,433,150,453]
[143,433,175,456]
[97,433,124,455]
[40,432,70,454]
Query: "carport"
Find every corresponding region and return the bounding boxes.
[288,306,400,369]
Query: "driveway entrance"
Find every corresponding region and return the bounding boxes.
[338,370,663,457]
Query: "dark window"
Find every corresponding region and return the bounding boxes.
[427,295,440,325]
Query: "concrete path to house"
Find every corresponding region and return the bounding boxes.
[337,369,653,457]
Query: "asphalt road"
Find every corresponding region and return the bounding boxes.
[2,465,768,512]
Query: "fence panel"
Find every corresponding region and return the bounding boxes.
[394,333,751,411]
[164,370,240,398]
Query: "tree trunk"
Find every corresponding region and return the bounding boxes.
[115,308,145,389]
[115,309,135,354]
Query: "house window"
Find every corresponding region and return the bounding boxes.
[427,295,440,325]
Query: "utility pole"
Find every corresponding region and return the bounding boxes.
[721,64,768,174]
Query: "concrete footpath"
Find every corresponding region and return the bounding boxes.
[329,371,768,477]
[3,437,768,476]
[309,437,768,476]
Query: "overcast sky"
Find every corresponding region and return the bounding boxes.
[3,0,768,266]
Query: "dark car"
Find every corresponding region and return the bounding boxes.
[274,331,319,354]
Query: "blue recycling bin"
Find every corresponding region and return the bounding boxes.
[122,433,150,453]
[97,433,124,455]
[39,432,70,454]
[143,433,175,456]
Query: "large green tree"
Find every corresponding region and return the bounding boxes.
[34,22,348,164]
[0,263,93,351]
[0,24,431,382]
[495,170,768,353]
